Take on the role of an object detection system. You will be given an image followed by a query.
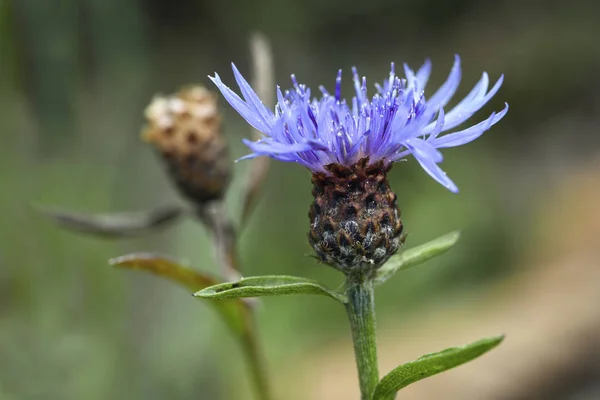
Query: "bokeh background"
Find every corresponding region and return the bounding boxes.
[3,0,600,399]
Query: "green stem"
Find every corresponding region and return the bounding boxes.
[200,203,271,400]
[345,280,379,400]
[240,318,272,400]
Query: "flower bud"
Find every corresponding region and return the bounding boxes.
[308,158,404,278]
[142,86,231,204]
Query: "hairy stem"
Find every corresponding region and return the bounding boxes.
[346,280,379,399]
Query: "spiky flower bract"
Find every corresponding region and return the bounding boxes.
[210,56,507,276]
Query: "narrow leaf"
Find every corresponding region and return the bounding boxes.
[110,253,218,290]
[194,275,347,303]
[372,335,504,400]
[36,204,184,238]
[375,231,460,286]
[110,253,248,334]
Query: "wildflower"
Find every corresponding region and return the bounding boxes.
[210,56,507,276]
[143,86,231,205]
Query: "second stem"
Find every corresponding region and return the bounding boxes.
[346,279,379,400]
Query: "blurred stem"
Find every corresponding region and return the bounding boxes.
[197,201,241,281]
[197,201,271,400]
[239,33,274,229]
[346,279,379,400]
[195,32,274,400]
[240,314,272,400]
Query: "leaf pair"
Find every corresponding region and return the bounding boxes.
[191,231,503,399]
[369,231,503,398]
[194,231,463,304]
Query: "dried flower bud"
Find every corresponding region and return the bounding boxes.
[142,86,231,204]
[308,158,404,278]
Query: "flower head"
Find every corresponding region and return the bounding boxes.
[210,55,507,192]
[142,86,231,204]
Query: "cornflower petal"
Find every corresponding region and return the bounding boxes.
[403,63,418,90]
[406,138,458,193]
[429,108,446,141]
[416,59,432,90]
[425,55,462,112]
[243,137,326,155]
[432,103,508,148]
[434,74,504,133]
[212,56,506,192]
[209,73,272,133]
[231,63,275,129]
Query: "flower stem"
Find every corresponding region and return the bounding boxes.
[240,317,272,400]
[198,203,272,400]
[345,279,379,400]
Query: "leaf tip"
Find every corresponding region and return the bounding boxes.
[445,230,461,244]
[489,334,506,345]
[108,256,123,267]
[108,254,135,268]
[193,288,214,298]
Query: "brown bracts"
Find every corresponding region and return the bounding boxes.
[308,158,404,279]
[142,86,231,205]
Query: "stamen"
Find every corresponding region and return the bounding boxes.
[335,69,342,102]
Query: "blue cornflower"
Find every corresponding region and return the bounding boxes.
[210,55,507,193]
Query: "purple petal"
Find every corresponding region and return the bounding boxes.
[426,55,462,112]
[276,86,288,115]
[244,140,314,156]
[416,59,432,90]
[406,138,443,163]
[422,72,488,135]
[209,73,272,133]
[436,74,504,133]
[428,108,445,141]
[213,56,506,178]
[432,103,508,148]
[231,63,274,128]
[407,138,458,192]
[244,137,328,155]
[403,63,418,90]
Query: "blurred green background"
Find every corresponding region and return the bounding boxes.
[2,0,600,399]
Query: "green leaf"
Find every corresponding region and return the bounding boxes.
[109,253,247,334]
[375,231,460,286]
[372,335,504,400]
[194,275,347,303]
[36,204,184,238]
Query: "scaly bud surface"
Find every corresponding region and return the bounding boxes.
[309,158,403,277]
[142,86,231,204]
